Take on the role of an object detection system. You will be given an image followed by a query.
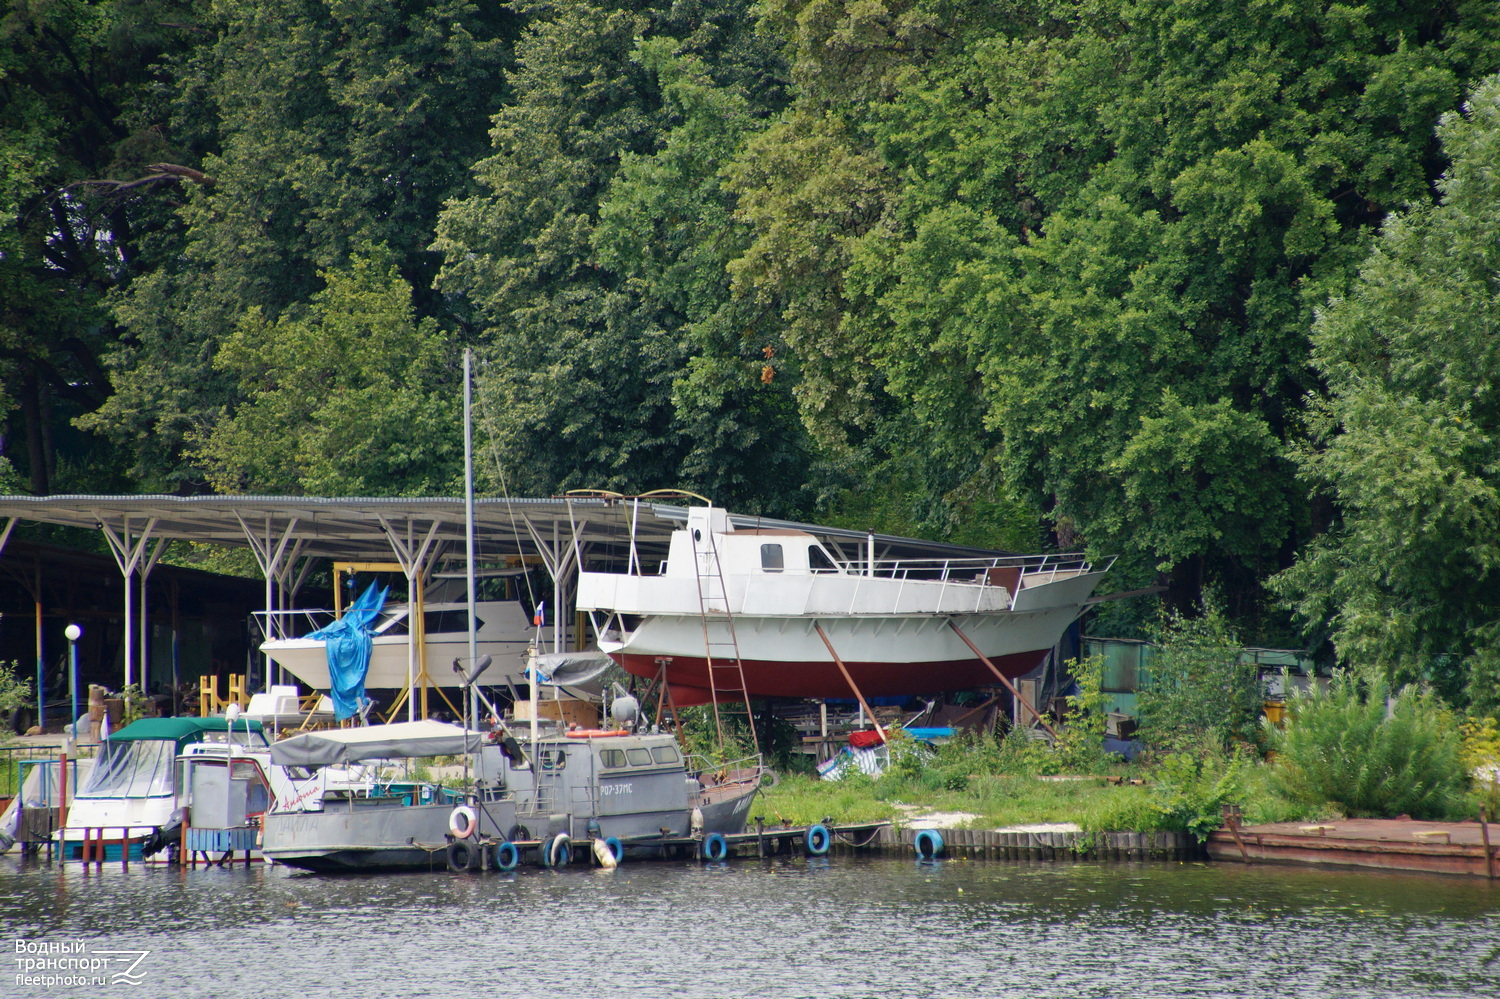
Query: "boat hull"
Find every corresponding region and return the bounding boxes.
[260,633,532,690]
[260,600,538,690]
[604,609,1075,705]
[262,799,514,872]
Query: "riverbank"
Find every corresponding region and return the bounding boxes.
[756,763,1320,842]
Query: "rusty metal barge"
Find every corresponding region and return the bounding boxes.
[1208,813,1500,879]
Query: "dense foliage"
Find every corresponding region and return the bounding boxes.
[1137,602,1265,752]
[1269,672,1469,820]
[1275,75,1500,711]
[6,1,1500,703]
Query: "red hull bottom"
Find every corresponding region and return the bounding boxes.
[614,650,1048,707]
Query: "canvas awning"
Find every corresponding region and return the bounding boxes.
[269,720,482,767]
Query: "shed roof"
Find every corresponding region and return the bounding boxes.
[0,494,1017,569]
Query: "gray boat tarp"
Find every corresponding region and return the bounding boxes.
[529,651,614,687]
[270,720,483,767]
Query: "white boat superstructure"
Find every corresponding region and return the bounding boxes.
[258,598,535,690]
[577,506,1111,705]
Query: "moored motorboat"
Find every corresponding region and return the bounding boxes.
[58,717,278,861]
[261,717,764,872]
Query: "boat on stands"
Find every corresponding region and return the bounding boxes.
[256,586,536,691]
[576,505,1111,706]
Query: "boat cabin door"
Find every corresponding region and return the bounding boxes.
[188,758,272,830]
[686,507,731,603]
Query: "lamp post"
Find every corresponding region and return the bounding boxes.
[64,624,81,740]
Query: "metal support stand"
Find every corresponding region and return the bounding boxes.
[813,622,885,743]
[99,516,159,694]
[946,619,1062,740]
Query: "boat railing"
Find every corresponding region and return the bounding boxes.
[251,606,409,641]
[827,552,1093,585]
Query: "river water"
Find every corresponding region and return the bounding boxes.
[3,854,1497,998]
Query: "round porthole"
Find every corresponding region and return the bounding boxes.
[693,529,702,542]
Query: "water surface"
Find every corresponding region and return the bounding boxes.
[3,855,1497,998]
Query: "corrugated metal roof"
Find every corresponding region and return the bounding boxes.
[0,493,1022,569]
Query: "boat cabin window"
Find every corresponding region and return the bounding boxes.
[626,748,652,766]
[79,739,177,798]
[425,609,471,633]
[599,749,628,769]
[232,759,272,815]
[539,749,567,771]
[760,544,784,572]
[808,545,839,574]
[651,746,680,765]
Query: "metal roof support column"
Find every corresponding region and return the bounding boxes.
[0,516,15,557]
[34,558,43,732]
[137,538,168,699]
[272,540,310,688]
[552,521,561,653]
[233,513,302,694]
[377,515,441,721]
[98,516,158,696]
[518,515,584,655]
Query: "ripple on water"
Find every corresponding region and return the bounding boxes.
[1,857,1497,999]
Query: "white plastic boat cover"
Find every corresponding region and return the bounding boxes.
[270,720,483,767]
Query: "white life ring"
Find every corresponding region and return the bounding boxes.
[449,805,477,839]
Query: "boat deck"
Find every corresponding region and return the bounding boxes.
[1207,817,1500,878]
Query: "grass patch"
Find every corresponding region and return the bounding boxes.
[758,738,1324,838]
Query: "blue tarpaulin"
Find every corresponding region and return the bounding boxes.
[307,582,387,721]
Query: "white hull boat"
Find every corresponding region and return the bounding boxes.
[259,599,536,690]
[577,507,1110,705]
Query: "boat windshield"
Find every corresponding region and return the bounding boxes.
[78,739,177,799]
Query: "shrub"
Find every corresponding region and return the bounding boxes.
[1057,655,1113,771]
[0,661,33,719]
[1461,715,1500,817]
[1138,599,1263,753]
[1079,785,1169,834]
[1149,745,1251,841]
[1269,672,1468,819]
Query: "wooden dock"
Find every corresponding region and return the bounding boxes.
[1207,816,1500,878]
[879,826,1202,861]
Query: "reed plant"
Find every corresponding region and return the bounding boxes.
[1268,671,1468,819]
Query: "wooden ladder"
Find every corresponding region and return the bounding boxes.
[690,523,760,759]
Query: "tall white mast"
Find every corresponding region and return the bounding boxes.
[464,348,479,776]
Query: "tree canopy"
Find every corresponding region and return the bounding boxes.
[1276,75,1500,711]
[6,0,1500,705]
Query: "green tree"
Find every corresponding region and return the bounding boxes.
[1,1,201,494]
[726,0,1500,620]
[1138,600,1263,753]
[1269,672,1468,820]
[1276,74,1500,712]
[436,1,797,506]
[193,251,460,495]
[593,39,808,511]
[79,0,516,489]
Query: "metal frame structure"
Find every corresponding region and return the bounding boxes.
[0,494,1020,717]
